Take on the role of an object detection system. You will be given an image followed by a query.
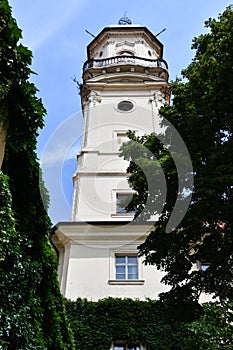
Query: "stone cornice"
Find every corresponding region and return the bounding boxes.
[87,27,163,60]
[52,221,154,250]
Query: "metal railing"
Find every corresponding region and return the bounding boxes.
[83,55,168,72]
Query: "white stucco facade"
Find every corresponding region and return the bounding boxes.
[52,23,171,301]
[53,222,169,301]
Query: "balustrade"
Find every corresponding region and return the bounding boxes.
[83,55,168,72]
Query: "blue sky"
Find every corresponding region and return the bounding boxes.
[8,0,230,223]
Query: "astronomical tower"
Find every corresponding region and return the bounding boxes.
[52,16,170,300]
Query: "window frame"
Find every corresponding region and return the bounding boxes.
[117,100,134,112]
[114,99,135,114]
[115,254,138,280]
[112,129,137,152]
[108,250,144,285]
[111,189,136,218]
[116,192,136,215]
[112,342,143,350]
[116,131,129,151]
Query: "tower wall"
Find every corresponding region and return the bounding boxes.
[53,24,170,301]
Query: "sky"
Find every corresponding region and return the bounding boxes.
[8,0,231,224]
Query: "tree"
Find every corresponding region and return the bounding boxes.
[0,1,74,348]
[189,302,233,349]
[121,6,233,318]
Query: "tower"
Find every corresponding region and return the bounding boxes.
[52,18,169,301]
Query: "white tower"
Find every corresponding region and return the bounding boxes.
[52,18,170,301]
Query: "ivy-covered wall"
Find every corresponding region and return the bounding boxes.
[0,1,74,348]
[66,298,233,350]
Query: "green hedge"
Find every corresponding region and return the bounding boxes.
[66,298,233,350]
[66,298,198,350]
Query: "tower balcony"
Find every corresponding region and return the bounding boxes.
[83,55,169,81]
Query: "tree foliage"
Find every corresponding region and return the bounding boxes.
[190,302,233,349]
[0,1,74,348]
[120,6,233,316]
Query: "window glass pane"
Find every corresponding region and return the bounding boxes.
[116,273,126,280]
[128,256,137,264]
[117,100,134,112]
[116,266,125,274]
[116,256,126,264]
[114,346,125,350]
[128,273,138,280]
[116,194,130,213]
[116,194,135,214]
[117,207,127,214]
[115,255,138,280]
[128,266,137,274]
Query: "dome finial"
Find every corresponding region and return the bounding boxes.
[118,12,132,25]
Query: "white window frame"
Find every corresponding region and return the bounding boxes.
[112,130,131,151]
[116,192,136,215]
[108,250,144,285]
[115,254,138,280]
[117,131,129,149]
[112,129,137,152]
[111,190,136,217]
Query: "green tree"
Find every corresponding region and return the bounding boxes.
[189,302,233,349]
[0,1,74,348]
[121,6,233,318]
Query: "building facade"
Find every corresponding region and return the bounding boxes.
[52,18,170,301]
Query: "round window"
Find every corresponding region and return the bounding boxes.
[117,100,134,112]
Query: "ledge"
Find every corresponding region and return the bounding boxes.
[108,279,145,285]
[111,214,135,218]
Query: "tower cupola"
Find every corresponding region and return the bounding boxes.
[82,24,169,94]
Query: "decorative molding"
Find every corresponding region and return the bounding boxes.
[135,39,144,45]
[106,40,115,46]
[115,40,135,48]
[108,280,145,285]
[88,92,101,106]
[89,31,161,59]
[149,90,166,107]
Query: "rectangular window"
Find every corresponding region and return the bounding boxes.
[117,132,129,150]
[115,255,138,280]
[116,193,136,215]
[114,130,137,152]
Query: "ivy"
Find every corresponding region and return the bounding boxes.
[0,1,74,348]
[66,298,233,350]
